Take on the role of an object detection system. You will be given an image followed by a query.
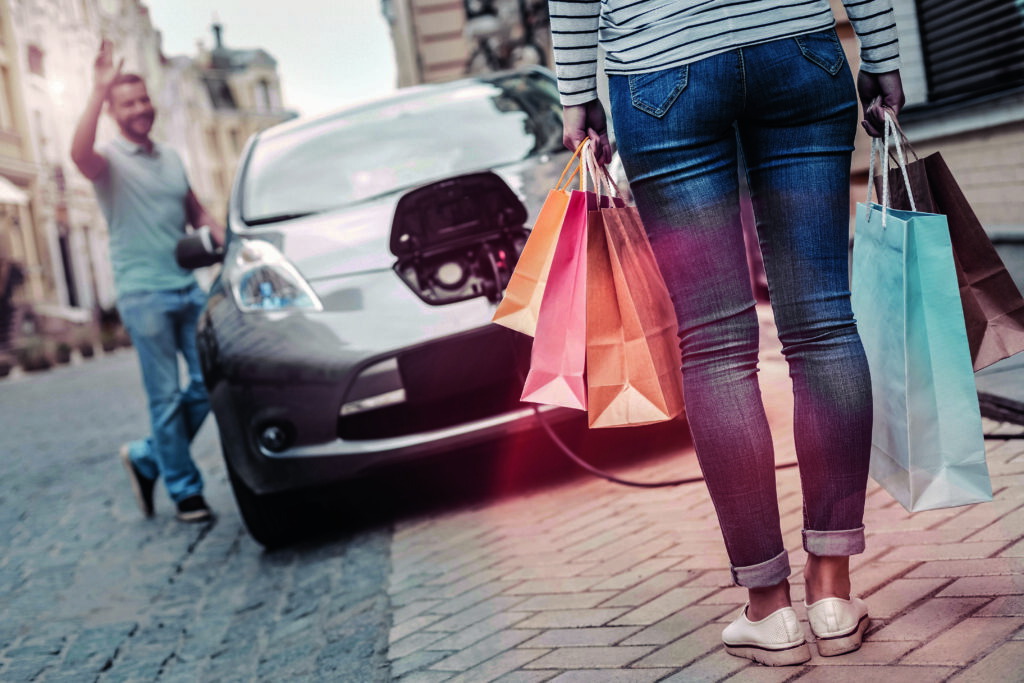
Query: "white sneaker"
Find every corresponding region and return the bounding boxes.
[722,605,811,666]
[805,596,870,656]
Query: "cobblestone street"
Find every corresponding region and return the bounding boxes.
[0,352,392,682]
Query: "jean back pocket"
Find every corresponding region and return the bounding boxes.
[794,29,845,76]
[628,66,689,119]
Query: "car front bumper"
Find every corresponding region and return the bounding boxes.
[199,288,583,495]
[209,378,581,495]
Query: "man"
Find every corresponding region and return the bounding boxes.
[71,40,225,523]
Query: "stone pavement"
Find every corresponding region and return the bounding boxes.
[384,308,1024,682]
[0,351,393,682]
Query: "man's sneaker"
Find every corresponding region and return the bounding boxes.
[120,444,155,518]
[175,495,213,523]
[805,596,870,656]
[722,605,812,666]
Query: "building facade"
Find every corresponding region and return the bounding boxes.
[161,22,293,224]
[0,0,36,356]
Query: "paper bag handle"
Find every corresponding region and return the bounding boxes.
[555,139,589,192]
[867,109,916,227]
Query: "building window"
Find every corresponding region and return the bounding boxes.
[229,128,241,153]
[917,0,1024,103]
[34,110,47,153]
[0,68,14,130]
[27,45,44,77]
[255,79,272,112]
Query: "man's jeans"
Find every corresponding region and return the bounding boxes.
[608,30,873,588]
[117,283,209,503]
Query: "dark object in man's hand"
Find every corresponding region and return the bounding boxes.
[176,226,223,269]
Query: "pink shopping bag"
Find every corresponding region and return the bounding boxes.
[520,186,591,410]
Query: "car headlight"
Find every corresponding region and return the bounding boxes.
[228,239,323,312]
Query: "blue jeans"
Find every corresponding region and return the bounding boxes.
[117,283,209,503]
[608,30,873,588]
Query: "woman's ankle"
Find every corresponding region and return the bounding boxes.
[804,554,851,604]
[746,579,792,621]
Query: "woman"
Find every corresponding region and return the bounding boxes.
[548,0,905,666]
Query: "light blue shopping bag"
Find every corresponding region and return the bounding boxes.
[850,114,992,512]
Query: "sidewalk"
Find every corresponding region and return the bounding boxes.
[384,305,1024,682]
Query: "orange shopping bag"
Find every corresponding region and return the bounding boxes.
[585,179,684,427]
[492,141,586,336]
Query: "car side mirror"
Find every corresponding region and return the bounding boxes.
[175,228,224,269]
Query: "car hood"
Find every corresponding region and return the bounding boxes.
[237,155,571,284]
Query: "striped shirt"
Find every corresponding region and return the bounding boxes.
[550,0,901,105]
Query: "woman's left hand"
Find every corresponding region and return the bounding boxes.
[857,69,905,137]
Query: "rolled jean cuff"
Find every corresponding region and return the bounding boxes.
[803,526,866,556]
[730,549,791,588]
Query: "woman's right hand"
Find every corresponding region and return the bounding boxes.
[563,99,612,166]
[857,70,905,137]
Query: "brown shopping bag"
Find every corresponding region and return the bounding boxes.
[877,140,1024,371]
[492,140,585,336]
[585,165,684,428]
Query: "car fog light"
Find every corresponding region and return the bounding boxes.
[258,424,292,452]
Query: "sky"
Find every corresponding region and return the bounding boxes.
[145,0,399,118]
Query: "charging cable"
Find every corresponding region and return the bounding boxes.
[530,404,799,488]
[512,341,798,488]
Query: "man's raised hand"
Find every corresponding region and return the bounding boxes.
[93,39,124,96]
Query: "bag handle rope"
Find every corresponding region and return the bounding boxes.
[580,139,622,200]
[867,108,916,228]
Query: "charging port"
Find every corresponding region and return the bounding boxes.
[390,171,530,306]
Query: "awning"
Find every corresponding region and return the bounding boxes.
[0,175,28,206]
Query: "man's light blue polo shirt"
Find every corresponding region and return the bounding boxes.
[93,135,196,297]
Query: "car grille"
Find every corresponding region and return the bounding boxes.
[336,326,535,441]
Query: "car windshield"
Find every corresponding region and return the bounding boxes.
[240,73,563,225]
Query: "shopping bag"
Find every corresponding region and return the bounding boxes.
[520,146,624,411]
[877,146,1024,371]
[492,141,585,336]
[851,114,992,511]
[585,166,684,428]
[519,175,592,410]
